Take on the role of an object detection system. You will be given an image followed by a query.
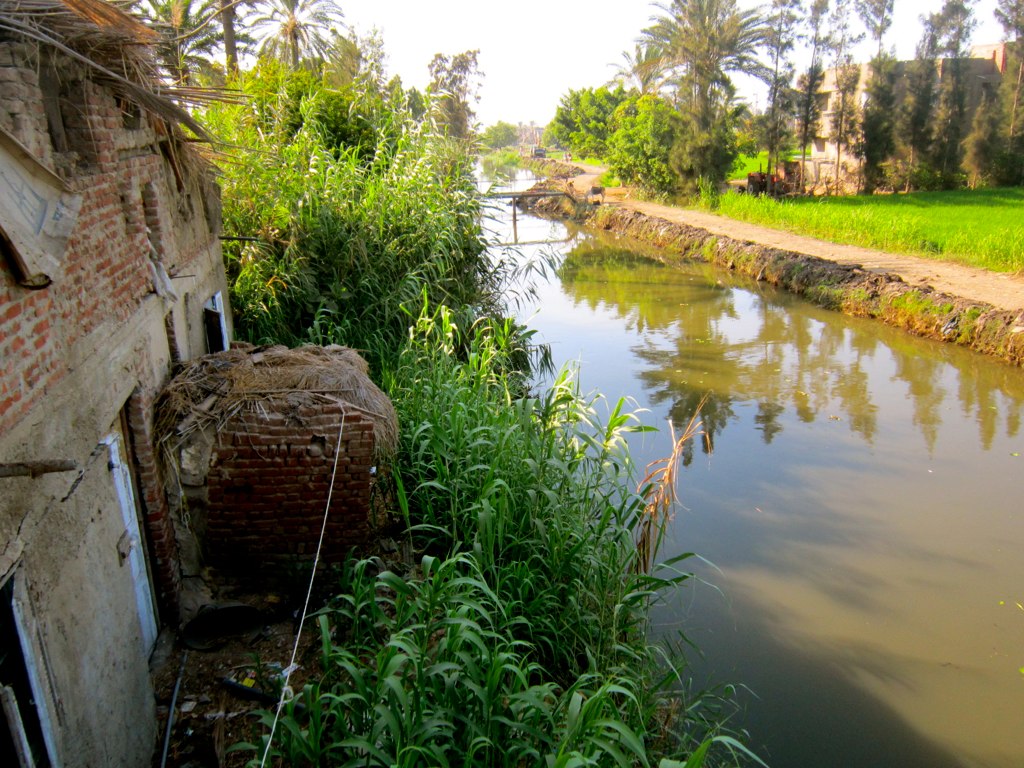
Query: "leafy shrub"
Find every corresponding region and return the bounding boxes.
[607,94,683,198]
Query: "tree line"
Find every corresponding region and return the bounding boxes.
[131,0,483,139]
[541,0,1024,197]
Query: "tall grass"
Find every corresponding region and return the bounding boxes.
[211,65,756,768]
[238,305,758,767]
[204,66,495,368]
[710,188,1024,273]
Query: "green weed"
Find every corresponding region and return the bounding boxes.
[237,307,751,767]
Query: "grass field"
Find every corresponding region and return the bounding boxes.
[708,187,1024,273]
[729,151,770,180]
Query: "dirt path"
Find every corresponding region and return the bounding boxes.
[566,164,1024,312]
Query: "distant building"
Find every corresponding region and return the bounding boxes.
[0,2,229,765]
[804,43,1006,192]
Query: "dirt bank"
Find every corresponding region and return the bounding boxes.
[522,164,1024,367]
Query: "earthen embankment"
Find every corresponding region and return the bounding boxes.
[521,164,1024,367]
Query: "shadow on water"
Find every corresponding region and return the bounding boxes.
[666,584,971,768]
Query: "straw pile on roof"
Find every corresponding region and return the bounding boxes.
[155,344,399,461]
[0,0,234,141]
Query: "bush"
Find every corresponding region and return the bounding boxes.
[607,94,683,198]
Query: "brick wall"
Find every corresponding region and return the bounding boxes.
[0,43,52,166]
[0,46,218,437]
[0,19,230,766]
[126,389,181,616]
[205,401,379,569]
[0,41,225,619]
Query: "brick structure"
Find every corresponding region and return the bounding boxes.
[126,388,182,610]
[206,402,378,568]
[0,4,230,766]
[155,345,398,586]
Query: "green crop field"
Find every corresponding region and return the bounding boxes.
[709,187,1024,273]
[729,151,770,180]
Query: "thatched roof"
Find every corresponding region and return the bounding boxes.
[155,344,400,462]
[0,0,224,141]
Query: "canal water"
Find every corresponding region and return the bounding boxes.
[483,171,1024,768]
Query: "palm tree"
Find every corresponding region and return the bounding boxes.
[640,0,767,188]
[250,0,344,69]
[137,0,221,84]
[610,42,667,95]
[220,0,240,73]
[642,0,768,133]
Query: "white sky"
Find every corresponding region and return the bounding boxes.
[339,0,1005,128]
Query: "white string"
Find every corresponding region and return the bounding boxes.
[259,408,347,767]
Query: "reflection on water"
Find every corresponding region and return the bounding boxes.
[556,243,1021,458]
[499,214,1024,768]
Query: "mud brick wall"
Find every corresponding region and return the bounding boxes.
[206,401,378,568]
[1,39,227,621]
[0,44,53,166]
[0,45,220,435]
[126,389,180,614]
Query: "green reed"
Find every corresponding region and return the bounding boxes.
[204,66,497,368]
[238,305,761,767]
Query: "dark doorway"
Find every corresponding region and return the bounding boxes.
[0,578,50,767]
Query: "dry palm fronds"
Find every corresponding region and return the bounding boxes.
[1,0,155,42]
[635,397,708,574]
[0,0,241,143]
[155,344,399,464]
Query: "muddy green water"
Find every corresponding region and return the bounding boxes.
[487,186,1024,768]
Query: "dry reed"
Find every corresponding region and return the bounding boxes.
[635,397,707,574]
[154,344,399,464]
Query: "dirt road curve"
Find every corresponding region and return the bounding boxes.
[568,166,1024,312]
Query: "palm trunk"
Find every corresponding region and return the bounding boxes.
[220,0,238,74]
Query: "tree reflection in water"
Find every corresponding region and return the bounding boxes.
[555,237,1023,456]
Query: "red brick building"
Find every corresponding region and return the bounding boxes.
[0,2,229,765]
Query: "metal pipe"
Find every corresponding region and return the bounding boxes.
[159,651,188,768]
